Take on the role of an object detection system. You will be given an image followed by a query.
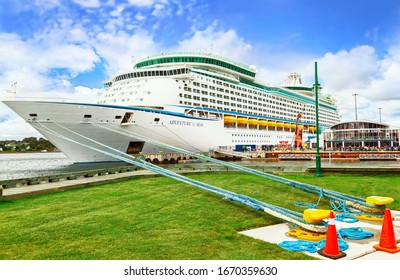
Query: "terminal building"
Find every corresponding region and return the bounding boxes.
[323,120,400,150]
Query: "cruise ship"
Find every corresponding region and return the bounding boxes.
[3,52,340,163]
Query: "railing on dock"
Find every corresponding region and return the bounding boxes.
[0,166,141,189]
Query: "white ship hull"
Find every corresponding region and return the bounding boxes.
[3,100,313,163]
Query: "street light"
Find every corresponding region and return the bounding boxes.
[314,62,322,177]
[352,93,358,120]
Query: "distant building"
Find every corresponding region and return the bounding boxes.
[323,121,400,150]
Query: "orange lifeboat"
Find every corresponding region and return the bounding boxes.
[224,115,237,124]
[237,117,249,125]
[259,120,268,127]
[248,118,259,126]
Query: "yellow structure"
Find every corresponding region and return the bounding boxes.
[366,196,394,206]
[303,208,332,223]
[223,115,236,124]
[237,117,249,125]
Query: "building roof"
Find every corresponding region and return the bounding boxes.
[330,120,390,130]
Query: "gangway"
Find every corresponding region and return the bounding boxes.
[32,121,327,233]
[93,123,392,216]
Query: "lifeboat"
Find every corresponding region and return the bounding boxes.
[248,118,259,126]
[276,122,284,128]
[224,115,236,124]
[283,123,291,129]
[267,121,276,127]
[258,120,268,127]
[309,126,316,132]
[237,117,249,125]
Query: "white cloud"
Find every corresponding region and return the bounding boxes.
[0,30,101,140]
[71,0,101,8]
[135,12,146,21]
[152,3,167,17]
[301,45,400,127]
[317,46,378,91]
[68,27,89,42]
[110,5,126,17]
[94,30,158,75]
[126,0,156,7]
[0,33,99,78]
[176,21,252,61]
[0,110,41,140]
[71,86,103,102]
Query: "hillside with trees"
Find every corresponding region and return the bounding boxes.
[0,137,57,153]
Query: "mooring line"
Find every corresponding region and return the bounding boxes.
[31,121,327,233]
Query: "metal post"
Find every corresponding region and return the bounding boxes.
[379,107,382,123]
[353,93,358,120]
[314,62,322,177]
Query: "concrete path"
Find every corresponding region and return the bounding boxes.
[240,210,400,260]
[0,168,216,200]
[0,170,157,199]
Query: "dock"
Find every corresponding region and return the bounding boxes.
[0,166,220,200]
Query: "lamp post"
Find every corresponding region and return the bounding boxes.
[378,107,382,123]
[314,62,322,177]
[352,93,358,120]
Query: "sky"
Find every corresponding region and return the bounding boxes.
[1,0,400,140]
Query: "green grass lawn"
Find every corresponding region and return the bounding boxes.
[0,172,399,260]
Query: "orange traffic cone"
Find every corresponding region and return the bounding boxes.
[318,211,346,259]
[373,208,400,253]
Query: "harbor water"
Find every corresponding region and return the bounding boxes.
[1,152,399,181]
[0,152,129,181]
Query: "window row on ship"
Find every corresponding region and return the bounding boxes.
[180,78,338,123]
[178,93,338,124]
[99,69,339,126]
[106,67,337,113]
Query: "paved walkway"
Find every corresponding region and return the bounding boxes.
[240,210,400,260]
[1,170,157,200]
[0,169,211,200]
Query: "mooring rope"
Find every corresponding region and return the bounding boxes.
[94,122,386,215]
[31,121,325,232]
[294,188,324,209]
[278,226,373,253]
[338,227,374,240]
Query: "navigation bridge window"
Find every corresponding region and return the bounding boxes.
[184,109,221,120]
[113,68,190,82]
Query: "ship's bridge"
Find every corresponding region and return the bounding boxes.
[134,52,256,81]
